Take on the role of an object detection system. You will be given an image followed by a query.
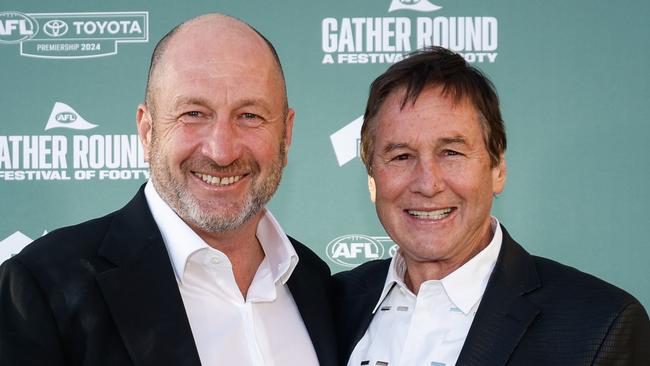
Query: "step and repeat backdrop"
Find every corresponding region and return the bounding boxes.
[1,0,649,308]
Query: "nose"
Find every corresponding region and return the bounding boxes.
[410,157,445,197]
[201,117,242,166]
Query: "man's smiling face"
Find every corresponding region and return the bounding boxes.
[138,16,293,235]
[370,85,505,275]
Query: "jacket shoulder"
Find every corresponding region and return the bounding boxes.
[288,235,332,277]
[522,253,650,350]
[531,254,639,308]
[333,259,391,295]
[500,246,650,363]
[7,212,116,270]
[499,227,640,312]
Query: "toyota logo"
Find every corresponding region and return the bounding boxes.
[43,19,68,37]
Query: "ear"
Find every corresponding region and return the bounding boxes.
[368,175,376,203]
[282,108,295,166]
[136,104,153,162]
[492,154,507,195]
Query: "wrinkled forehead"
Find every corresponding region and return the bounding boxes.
[398,84,479,109]
[373,86,484,144]
[378,86,477,120]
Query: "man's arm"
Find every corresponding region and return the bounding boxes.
[594,301,650,365]
[0,259,66,366]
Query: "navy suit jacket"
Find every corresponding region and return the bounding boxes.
[0,186,337,366]
[334,225,650,365]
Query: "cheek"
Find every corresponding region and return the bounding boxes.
[451,172,495,207]
[439,159,477,184]
[444,161,490,188]
[156,128,200,163]
[373,173,410,202]
[443,169,472,189]
[248,130,285,161]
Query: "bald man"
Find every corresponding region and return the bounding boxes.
[0,14,337,366]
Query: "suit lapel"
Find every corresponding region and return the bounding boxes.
[336,260,390,364]
[456,226,541,366]
[347,288,385,357]
[287,240,338,366]
[95,188,202,366]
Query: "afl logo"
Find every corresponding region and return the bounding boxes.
[326,234,385,267]
[55,111,77,123]
[0,11,38,44]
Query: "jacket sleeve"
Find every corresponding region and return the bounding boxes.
[593,300,650,365]
[0,259,66,366]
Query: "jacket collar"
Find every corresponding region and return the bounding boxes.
[97,186,337,366]
[455,225,541,366]
[286,237,339,366]
[96,185,202,366]
[343,225,541,366]
[144,181,298,286]
[372,218,503,314]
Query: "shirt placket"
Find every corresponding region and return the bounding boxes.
[208,254,268,366]
[399,281,446,366]
[239,302,267,366]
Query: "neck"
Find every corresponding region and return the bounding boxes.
[191,212,265,298]
[403,220,494,294]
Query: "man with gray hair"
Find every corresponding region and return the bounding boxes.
[334,47,650,365]
[0,14,336,366]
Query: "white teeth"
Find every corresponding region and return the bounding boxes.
[195,173,242,187]
[408,208,452,220]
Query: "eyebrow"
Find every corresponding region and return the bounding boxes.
[381,136,467,154]
[171,96,211,109]
[171,96,273,114]
[235,98,273,113]
[439,136,467,145]
[382,143,411,155]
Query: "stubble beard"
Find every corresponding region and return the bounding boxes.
[148,131,286,234]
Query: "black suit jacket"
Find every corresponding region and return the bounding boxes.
[0,186,337,366]
[334,225,650,365]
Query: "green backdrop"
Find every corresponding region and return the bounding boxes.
[1,0,649,309]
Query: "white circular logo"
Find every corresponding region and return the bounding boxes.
[0,12,38,44]
[326,234,385,268]
[43,19,68,37]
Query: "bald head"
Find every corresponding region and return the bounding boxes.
[144,14,287,116]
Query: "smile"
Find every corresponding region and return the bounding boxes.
[407,208,453,220]
[194,172,243,187]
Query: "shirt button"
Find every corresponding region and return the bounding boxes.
[211,257,220,264]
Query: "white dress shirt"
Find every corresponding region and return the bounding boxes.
[348,218,503,366]
[144,181,320,366]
